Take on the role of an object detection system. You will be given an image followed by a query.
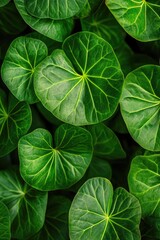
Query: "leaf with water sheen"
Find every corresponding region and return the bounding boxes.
[120,65,160,151]
[106,0,160,41]
[0,88,32,157]
[128,154,160,237]
[0,168,48,239]
[18,124,93,191]
[0,201,11,240]
[69,177,141,240]
[1,36,48,103]
[34,31,123,126]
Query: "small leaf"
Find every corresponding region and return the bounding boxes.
[34,31,123,126]
[128,154,160,237]
[69,177,141,240]
[18,124,93,191]
[1,36,48,103]
[120,65,160,151]
[0,88,32,157]
[0,167,48,239]
[0,201,11,240]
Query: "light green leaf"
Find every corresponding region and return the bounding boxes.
[106,0,160,41]
[0,167,48,239]
[86,123,126,159]
[0,201,11,240]
[34,31,123,126]
[120,65,160,151]
[128,154,160,237]
[18,124,93,191]
[69,177,141,240]
[14,0,74,42]
[25,0,86,20]
[0,0,10,7]
[29,195,71,240]
[0,88,32,157]
[81,2,125,48]
[1,36,48,103]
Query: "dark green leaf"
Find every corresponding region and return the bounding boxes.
[18,124,93,191]
[0,0,10,7]
[0,201,11,240]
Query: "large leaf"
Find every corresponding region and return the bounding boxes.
[81,2,125,48]
[14,0,74,42]
[0,88,32,157]
[86,123,126,159]
[0,201,11,240]
[0,168,48,239]
[106,0,160,41]
[34,31,123,126]
[69,177,141,240]
[29,195,71,240]
[0,0,10,7]
[120,65,160,151]
[1,36,48,103]
[18,124,93,191]
[25,0,86,20]
[128,154,160,238]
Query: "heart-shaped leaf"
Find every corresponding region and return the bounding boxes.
[106,0,160,42]
[120,65,160,151]
[0,167,48,239]
[1,36,48,103]
[128,154,160,238]
[34,31,123,126]
[14,0,74,42]
[18,124,93,191]
[0,201,11,240]
[25,0,86,20]
[69,177,141,240]
[0,88,32,157]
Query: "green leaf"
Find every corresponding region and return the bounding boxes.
[34,31,123,126]
[0,88,32,157]
[0,201,11,240]
[0,167,48,239]
[18,124,93,191]
[120,65,160,151]
[1,36,48,103]
[25,0,86,20]
[106,0,160,41]
[0,2,27,35]
[128,154,160,237]
[76,0,103,18]
[29,195,71,240]
[81,2,125,48]
[69,177,141,240]
[0,0,10,7]
[14,0,74,42]
[86,123,126,159]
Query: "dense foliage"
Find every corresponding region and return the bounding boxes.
[0,0,160,239]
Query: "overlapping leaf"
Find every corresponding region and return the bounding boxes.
[0,88,32,157]
[14,0,74,42]
[120,65,160,151]
[0,168,48,239]
[69,177,141,240]
[128,154,160,238]
[1,36,48,103]
[18,124,93,191]
[34,31,123,126]
[106,0,160,41]
[0,201,11,240]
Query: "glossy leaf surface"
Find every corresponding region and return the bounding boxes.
[0,168,48,239]
[0,88,32,157]
[1,37,48,103]
[14,0,74,42]
[69,177,141,240]
[25,0,86,20]
[34,31,123,126]
[128,154,160,236]
[0,201,11,240]
[120,65,160,151]
[18,124,93,191]
[106,0,160,41]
